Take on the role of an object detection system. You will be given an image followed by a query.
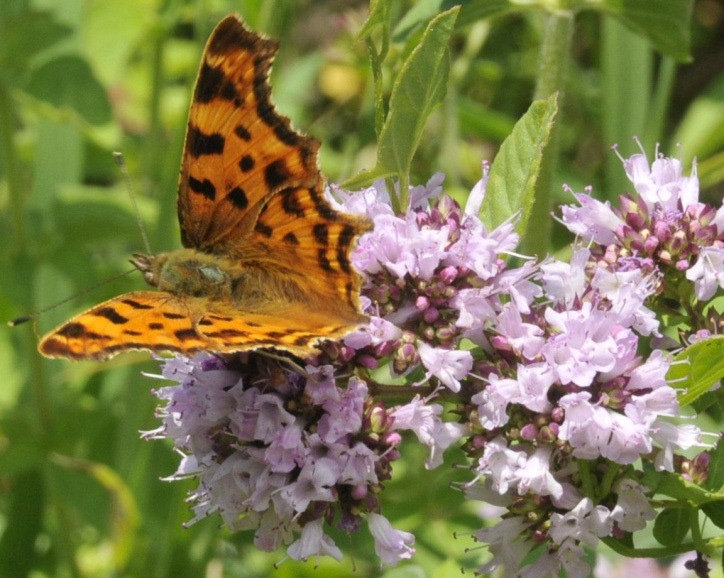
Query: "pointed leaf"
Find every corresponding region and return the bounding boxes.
[653,508,690,546]
[26,55,112,125]
[702,500,724,530]
[482,94,558,231]
[345,7,459,191]
[0,12,71,84]
[667,335,724,407]
[706,435,724,493]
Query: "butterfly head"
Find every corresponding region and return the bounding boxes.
[131,252,161,287]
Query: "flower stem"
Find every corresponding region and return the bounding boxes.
[522,10,573,254]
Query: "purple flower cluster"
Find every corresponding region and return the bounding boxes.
[334,165,709,576]
[143,354,413,564]
[561,141,724,302]
[331,171,524,394]
[146,147,718,574]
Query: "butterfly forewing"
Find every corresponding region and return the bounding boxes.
[178,15,321,251]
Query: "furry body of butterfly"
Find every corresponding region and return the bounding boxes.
[38,15,371,361]
[132,248,356,319]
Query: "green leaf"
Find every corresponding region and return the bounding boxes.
[702,499,724,530]
[653,508,690,546]
[641,470,723,507]
[706,435,724,493]
[667,335,724,407]
[26,55,112,125]
[596,0,694,61]
[481,94,558,231]
[344,7,459,198]
[0,11,71,84]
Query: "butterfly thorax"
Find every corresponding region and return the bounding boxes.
[132,249,235,302]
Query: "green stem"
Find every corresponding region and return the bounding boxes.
[366,36,386,139]
[689,506,706,552]
[598,461,621,500]
[602,536,700,559]
[577,460,597,498]
[398,173,409,213]
[522,10,573,255]
[365,7,403,214]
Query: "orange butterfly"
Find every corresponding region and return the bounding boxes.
[39,15,371,360]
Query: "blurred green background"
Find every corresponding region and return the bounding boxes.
[0,0,722,576]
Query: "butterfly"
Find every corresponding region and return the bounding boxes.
[38,14,371,360]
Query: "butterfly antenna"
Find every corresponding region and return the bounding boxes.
[113,151,153,256]
[8,267,139,327]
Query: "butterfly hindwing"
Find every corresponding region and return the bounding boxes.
[248,183,372,313]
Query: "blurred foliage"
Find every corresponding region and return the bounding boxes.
[0,0,722,576]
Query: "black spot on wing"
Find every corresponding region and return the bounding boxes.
[94,307,128,325]
[282,232,299,245]
[122,298,154,310]
[309,186,339,221]
[336,224,356,274]
[205,329,250,339]
[313,224,329,246]
[195,63,240,105]
[293,334,315,346]
[281,189,305,217]
[148,322,164,330]
[227,187,249,210]
[239,155,255,172]
[163,312,185,320]
[57,322,88,338]
[188,176,216,201]
[235,125,251,141]
[255,221,273,238]
[317,249,333,272]
[264,159,290,190]
[123,330,142,336]
[188,125,225,158]
[208,314,233,322]
[266,331,288,339]
[174,328,198,341]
